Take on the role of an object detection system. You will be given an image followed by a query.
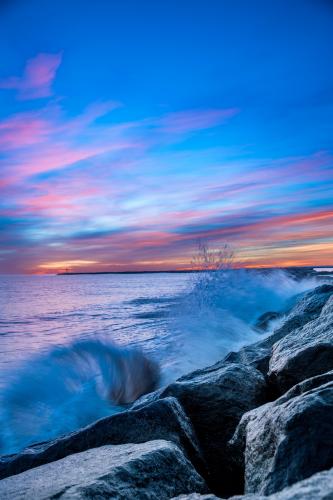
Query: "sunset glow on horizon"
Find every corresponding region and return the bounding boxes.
[1,1,333,274]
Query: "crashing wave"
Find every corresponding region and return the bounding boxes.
[0,339,159,455]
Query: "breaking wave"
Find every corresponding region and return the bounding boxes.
[0,340,159,455]
[163,268,318,378]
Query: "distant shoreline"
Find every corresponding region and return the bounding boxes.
[57,266,333,276]
[57,270,207,275]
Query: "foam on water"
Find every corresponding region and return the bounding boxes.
[0,269,318,455]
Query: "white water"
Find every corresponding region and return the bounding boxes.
[0,270,318,455]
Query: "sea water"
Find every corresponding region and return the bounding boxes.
[0,270,319,454]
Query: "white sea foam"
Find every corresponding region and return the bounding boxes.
[162,268,317,379]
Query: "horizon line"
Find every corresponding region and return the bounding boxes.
[55,265,333,276]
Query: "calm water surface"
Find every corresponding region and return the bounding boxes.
[0,273,191,378]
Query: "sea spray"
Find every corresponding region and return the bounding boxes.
[0,339,159,455]
[163,268,318,380]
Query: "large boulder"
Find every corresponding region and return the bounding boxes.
[267,284,333,344]
[0,440,209,499]
[224,284,333,376]
[229,378,333,495]
[231,466,333,499]
[149,362,267,496]
[276,369,333,402]
[223,344,271,376]
[269,295,333,393]
[174,465,333,500]
[264,466,333,499]
[0,397,205,481]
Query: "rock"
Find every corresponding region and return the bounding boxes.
[229,378,333,495]
[265,284,333,347]
[276,369,333,403]
[231,466,333,499]
[0,397,205,481]
[131,386,165,410]
[254,311,281,332]
[157,362,267,496]
[172,495,219,499]
[135,363,267,496]
[223,284,333,376]
[269,295,333,393]
[223,345,271,375]
[266,466,333,499]
[230,496,266,499]
[0,440,209,499]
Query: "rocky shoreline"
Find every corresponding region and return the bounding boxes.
[0,283,333,499]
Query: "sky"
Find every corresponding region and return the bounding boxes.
[0,0,333,273]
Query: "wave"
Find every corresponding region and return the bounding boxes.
[0,340,159,455]
[133,310,169,320]
[162,268,318,379]
[127,297,176,306]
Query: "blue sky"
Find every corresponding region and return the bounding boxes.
[0,0,332,272]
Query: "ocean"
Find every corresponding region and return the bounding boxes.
[0,270,321,455]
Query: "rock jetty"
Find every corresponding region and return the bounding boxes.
[1,283,332,499]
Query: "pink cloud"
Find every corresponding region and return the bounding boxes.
[0,53,62,100]
[56,101,121,137]
[14,139,140,177]
[175,208,333,244]
[159,108,239,134]
[19,188,101,218]
[0,102,143,181]
[0,114,51,150]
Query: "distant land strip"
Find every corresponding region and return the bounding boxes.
[57,266,332,276]
[58,270,207,275]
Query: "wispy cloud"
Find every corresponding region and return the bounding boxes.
[0,53,62,100]
[158,108,239,134]
[0,113,51,150]
[0,101,139,180]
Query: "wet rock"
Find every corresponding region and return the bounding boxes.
[131,386,164,410]
[0,440,209,500]
[223,345,271,375]
[254,311,281,332]
[269,295,333,393]
[159,363,267,496]
[264,284,333,347]
[0,397,205,481]
[229,378,333,495]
